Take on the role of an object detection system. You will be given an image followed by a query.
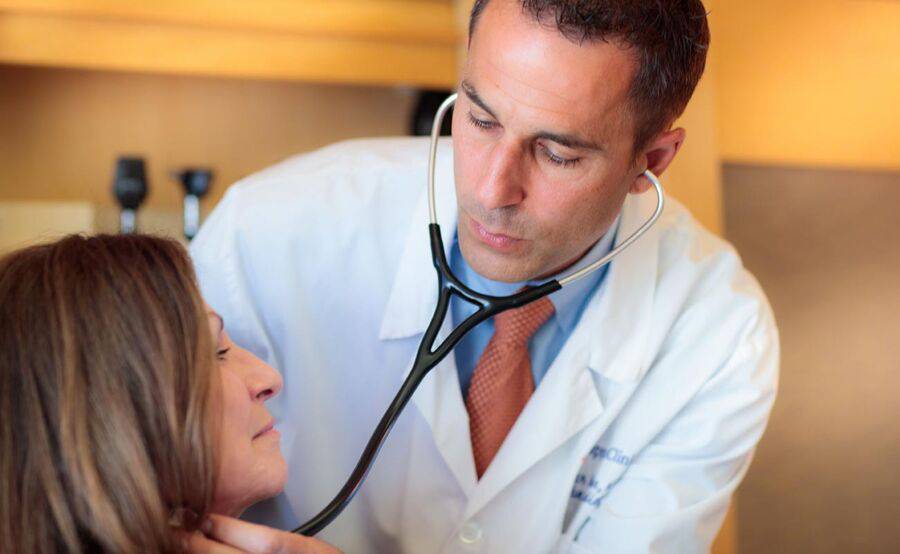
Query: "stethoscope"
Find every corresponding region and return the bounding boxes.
[293,93,665,535]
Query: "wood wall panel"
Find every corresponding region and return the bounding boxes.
[0,64,416,211]
[0,0,459,88]
[0,0,457,43]
[0,12,457,88]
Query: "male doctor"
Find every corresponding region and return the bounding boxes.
[190,0,778,552]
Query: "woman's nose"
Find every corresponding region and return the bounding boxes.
[242,351,283,402]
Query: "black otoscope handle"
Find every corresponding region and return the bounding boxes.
[112,157,148,234]
[293,224,561,536]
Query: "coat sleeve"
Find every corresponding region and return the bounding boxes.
[562,301,779,554]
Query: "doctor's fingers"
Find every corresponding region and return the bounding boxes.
[181,530,243,554]
[202,514,343,554]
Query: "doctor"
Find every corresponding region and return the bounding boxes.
[191,0,778,552]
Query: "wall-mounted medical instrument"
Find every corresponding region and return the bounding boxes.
[174,168,213,240]
[112,157,148,234]
[292,93,667,536]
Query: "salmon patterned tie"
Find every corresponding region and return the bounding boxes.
[465,295,555,478]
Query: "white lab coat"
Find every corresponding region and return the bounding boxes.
[191,137,778,554]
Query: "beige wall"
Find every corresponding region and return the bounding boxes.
[713,0,900,171]
[712,3,900,552]
[665,65,723,234]
[724,164,900,553]
[0,200,95,253]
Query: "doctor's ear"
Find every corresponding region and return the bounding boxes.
[629,127,686,194]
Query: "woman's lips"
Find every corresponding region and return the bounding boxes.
[469,216,523,252]
[252,420,277,440]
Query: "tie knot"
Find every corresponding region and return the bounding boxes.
[492,296,555,346]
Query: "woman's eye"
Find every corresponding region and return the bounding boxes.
[467,111,496,131]
[538,144,580,168]
[216,347,231,361]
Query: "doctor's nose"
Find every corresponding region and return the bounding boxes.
[476,141,526,211]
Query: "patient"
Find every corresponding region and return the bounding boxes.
[0,235,334,553]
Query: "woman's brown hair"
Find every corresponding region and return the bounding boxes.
[0,234,219,553]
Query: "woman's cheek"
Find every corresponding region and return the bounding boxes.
[219,369,252,458]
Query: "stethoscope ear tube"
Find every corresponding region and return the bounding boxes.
[427,93,458,225]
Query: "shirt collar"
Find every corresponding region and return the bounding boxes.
[450,216,620,334]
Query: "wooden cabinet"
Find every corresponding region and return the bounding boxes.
[0,0,460,87]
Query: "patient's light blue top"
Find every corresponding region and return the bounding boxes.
[450,219,620,396]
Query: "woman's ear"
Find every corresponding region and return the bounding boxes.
[630,127,686,194]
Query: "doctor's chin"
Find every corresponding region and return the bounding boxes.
[3,0,897,553]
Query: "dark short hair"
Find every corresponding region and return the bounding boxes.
[469,0,710,153]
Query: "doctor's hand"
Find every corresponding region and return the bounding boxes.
[184,514,342,554]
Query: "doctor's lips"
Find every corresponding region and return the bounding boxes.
[468,215,524,252]
[252,419,277,440]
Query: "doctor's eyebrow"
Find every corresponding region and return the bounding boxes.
[460,80,604,152]
[461,80,498,119]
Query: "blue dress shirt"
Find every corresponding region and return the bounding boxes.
[450,218,620,397]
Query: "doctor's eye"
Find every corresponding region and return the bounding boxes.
[538,143,580,168]
[467,111,497,131]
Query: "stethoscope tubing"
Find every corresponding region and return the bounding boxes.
[293,93,664,536]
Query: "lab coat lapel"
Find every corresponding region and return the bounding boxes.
[464,191,663,517]
[405,319,479,498]
[377,140,478,495]
[464,332,603,519]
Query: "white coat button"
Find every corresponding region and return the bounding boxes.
[458,521,483,545]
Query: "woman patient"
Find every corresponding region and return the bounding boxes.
[0,234,335,553]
